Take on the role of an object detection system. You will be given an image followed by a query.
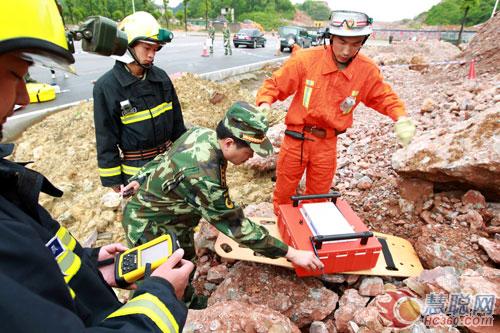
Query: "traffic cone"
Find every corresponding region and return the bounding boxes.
[468,59,476,80]
[201,41,209,57]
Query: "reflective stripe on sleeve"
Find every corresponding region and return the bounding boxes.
[56,249,81,299]
[122,164,141,176]
[56,226,76,251]
[120,102,173,125]
[106,293,179,333]
[99,166,122,177]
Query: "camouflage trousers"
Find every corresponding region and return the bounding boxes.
[224,39,232,55]
[209,38,214,54]
[132,217,208,309]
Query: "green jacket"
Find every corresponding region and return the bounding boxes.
[123,127,288,259]
[223,27,230,40]
[208,26,215,39]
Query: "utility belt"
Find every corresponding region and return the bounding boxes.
[122,140,172,161]
[285,125,345,141]
[284,125,345,165]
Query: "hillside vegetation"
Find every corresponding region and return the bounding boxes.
[424,0,498,26]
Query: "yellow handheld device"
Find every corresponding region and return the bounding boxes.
[115,234,179,287]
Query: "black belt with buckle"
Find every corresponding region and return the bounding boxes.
[122,140,172,161]
[303,125,327,139]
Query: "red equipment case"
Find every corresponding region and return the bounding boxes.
[278,193,381,277]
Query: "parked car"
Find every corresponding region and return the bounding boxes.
[233,29,266,48]
[279,26,313,52]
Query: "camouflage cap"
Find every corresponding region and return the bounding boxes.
[223,101,274,157]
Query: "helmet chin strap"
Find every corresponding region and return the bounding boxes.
[128,46,153,70]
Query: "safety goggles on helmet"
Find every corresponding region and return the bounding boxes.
[0,0,75,73]
[326,10,373,37]
[118,11,173,47]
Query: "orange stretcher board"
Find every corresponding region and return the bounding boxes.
[214,217,423,278]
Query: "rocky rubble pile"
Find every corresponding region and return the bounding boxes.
[9,33,499,331]
[459,12,500,76]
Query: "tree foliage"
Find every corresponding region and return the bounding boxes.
[424,0,497,26]
[60,0,300,30]
[60,0,160,24]
[179,0,294,22]
[296,0,330,20]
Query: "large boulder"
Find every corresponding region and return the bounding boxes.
[208,262,338,328]
[392,107,500,197]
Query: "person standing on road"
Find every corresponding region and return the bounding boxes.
[208,22,215,55]
[0,1,193,332]
[223,22,232,56]
[256,10,416,214]
[93,11,186,193]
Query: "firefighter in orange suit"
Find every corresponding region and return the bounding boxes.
[256,10,416,214]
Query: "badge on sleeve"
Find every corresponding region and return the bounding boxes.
[340,90,359,114]
[46,235,65,259]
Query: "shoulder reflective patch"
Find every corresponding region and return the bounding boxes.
[107,293,179,333]
[56,226,77,251]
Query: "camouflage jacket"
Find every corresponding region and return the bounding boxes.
[124,127,288,259]
[208,26,215,39]
[223,28,230,40]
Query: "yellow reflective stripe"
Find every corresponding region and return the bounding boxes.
[303,80,315,108]
[107,293,179,333]
[57,250,81,279]
[99,166,122,177]
[303,86,312,108]
[56,249,81,300]
[122,164,141,176]
[120,102,173,125]
[56,227,76,251]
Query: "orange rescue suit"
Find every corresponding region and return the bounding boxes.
[256,46,406,213]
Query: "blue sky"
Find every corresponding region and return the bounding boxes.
[164,0,442,22]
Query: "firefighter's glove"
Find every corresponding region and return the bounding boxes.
[394,116,416,147]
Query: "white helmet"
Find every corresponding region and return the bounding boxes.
[113,11,173,64]
[326,10,373,37]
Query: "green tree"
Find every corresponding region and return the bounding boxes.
[183,0,190,31]
[424,0,496,26]
[297,0,330,20]
[163,0,170,27]
[457,0,479,45]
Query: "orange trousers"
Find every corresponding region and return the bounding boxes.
[273,131,338,215]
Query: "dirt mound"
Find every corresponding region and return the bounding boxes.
[363,39,461,66]
[291,10,314,27]
[10,73,268,245]
[459,12,500,75]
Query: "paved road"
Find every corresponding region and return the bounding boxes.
[23,33,286,113]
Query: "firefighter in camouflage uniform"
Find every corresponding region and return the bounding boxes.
[122,101,323,275]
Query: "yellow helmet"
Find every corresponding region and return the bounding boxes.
[0,0,75,72]
[118,11,173,47]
